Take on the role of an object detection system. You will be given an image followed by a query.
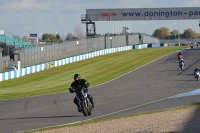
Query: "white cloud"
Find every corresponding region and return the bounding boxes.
[3,0,50,11]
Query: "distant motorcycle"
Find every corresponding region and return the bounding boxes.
[190,44,194,49]
[179,59,185,70]
[179,64,184,70]
[194,71,200,81]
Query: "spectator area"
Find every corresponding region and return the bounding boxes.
[0,34,31,46]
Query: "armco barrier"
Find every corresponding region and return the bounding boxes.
[148,43,161,48]
[160,43,169,46]
[0,46,132,82]
[133,44,148,49]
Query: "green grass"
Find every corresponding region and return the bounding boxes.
[0,46,188,100]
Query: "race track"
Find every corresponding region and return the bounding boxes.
[0,47,200,133]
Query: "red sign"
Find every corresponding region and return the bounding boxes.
[100,13,117,17]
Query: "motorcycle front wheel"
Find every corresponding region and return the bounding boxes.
[81,101,88,116]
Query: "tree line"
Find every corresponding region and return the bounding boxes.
[152,27,200,39]
[12,25,200,43]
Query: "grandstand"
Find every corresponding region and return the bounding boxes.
[0,34,31,46]
[0,31,33,72]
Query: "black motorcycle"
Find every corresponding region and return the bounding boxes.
[195,74,200,81]
[79,92,94,116]
[69,86,94,116]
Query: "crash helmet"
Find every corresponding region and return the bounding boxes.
[74,74,81,80]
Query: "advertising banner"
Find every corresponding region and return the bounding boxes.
[86,7,200,21]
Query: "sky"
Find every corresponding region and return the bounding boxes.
[0,0,200,39]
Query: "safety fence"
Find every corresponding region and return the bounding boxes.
[133,43,168,49]
[12,34,159,68]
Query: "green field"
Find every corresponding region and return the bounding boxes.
[0,46,188,100]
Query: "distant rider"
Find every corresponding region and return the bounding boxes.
[179,59,185,68]
[68,74,94,112]
[190,42,194,49]
[177,52,183,61]
[197,41,200,47]
[194,67,200,77]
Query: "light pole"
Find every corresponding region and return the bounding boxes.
[178,20,180,46]
[110,36,112,48]
[56,32,60,42]
[41,33,43,41]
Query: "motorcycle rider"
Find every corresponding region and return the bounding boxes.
[68,74,94,112]
[197,41,200,47]
[190,42,194,49]
[177,52,183,61]
[179,58,185,69]
[194,67,200,77]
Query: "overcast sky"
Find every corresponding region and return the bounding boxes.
[0,0,200,38]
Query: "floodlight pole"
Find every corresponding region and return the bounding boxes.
[178,20,180,46]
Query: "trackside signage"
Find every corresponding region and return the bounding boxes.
[86,7,200,21]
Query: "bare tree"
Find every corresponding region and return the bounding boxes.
[74,24,85,39]
[13,35,20,40]
[22,36,28,42]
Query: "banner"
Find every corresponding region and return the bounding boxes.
[86,7,200,21]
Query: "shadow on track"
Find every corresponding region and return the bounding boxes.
[0,115,81,120]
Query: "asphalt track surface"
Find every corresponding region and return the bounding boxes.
[0,47,200,133]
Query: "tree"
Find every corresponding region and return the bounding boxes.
[66,33,75,40]
[41,33,58,42]
[74,24,85,39]
[152,27,170,39]
[56,34,60,40]
[182,28,197,38]
[22,36,28,42]
[170,30,179,37]
[13,35,20,40]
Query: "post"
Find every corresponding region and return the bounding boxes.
[104,34,107,49]
[178,20,180,46]
[0,49,2,72]
[110,36,112,48]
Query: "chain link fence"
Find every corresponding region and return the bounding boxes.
[7,33,159,68]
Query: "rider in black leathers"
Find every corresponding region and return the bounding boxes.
[69,74,94,112]
[194,67,200,77]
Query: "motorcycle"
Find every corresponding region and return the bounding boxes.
[69,86,94,116]
[195,72,200,81]
[78,91,94,116]
[179,60,185,70]
[190,44,194,49]
[180,64,184,70]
